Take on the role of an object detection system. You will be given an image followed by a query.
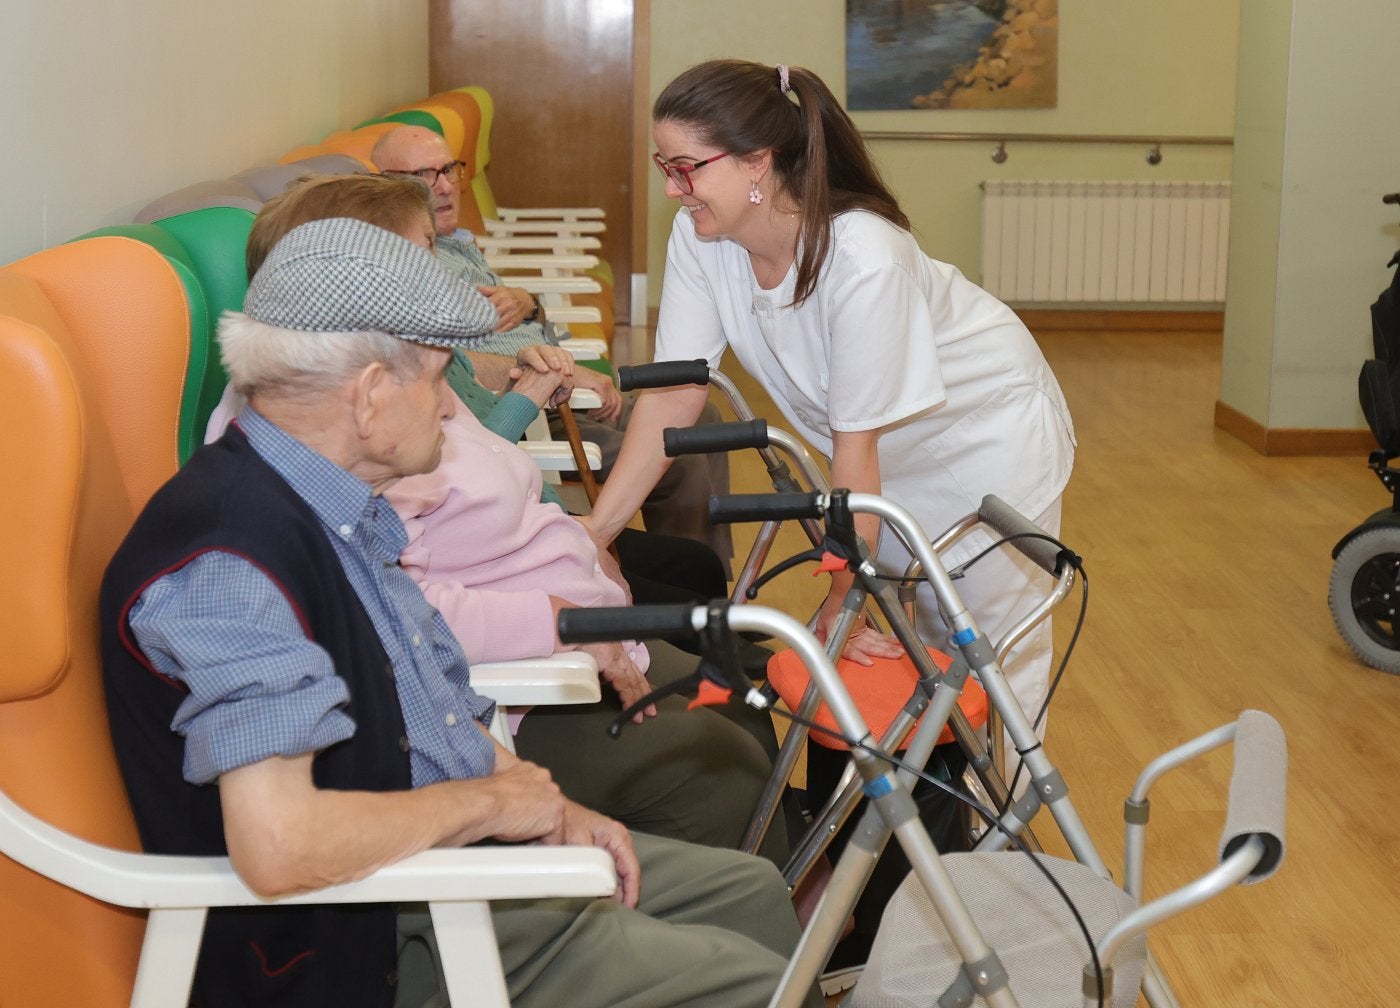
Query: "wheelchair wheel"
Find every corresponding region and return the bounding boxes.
[1329,525,1400,675]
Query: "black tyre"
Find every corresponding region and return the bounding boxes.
[1329,525,1400,675]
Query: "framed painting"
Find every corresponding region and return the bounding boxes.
[847,0,1057,111]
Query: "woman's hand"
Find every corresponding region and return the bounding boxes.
[574,513,616,556]
[815,591,905,666]
[583,527,633,603]
[572,366,624,423]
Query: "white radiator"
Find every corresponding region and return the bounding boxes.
[980,179,1231,304]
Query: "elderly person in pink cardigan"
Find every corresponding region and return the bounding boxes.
[387,409,791,865]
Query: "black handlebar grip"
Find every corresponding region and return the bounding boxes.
[708,492,824,525]
[557,604,698,644]
[664,419,769,457]
[977,494,1065,575]
[617,359,712,392]
[1383,192,1400,205]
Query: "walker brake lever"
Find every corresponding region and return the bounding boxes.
[605,601,763,737]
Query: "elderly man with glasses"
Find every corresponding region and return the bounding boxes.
[371,125,734,574]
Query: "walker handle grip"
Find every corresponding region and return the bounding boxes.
[558,604,697,644]
[1220,710,1287,881]
[665,419,769,457]
[709,492,824,525]
[617,360,711,391]
[977,495,1065,575]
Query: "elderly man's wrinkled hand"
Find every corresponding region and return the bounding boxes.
[479,760,567,843]
[555,800,640,907]
[479,284,534,331]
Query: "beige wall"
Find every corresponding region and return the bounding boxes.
[1224,0,1400,431]
[0,1,429,264]
[648,0,1241,291]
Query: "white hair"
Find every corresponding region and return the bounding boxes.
[218,311,429,401]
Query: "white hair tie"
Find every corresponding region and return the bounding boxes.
[777,64,791,94]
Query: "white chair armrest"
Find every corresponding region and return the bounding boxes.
[560,339,608,361]
[470,652,601,707]
[476,235,601,253]
[497,207,606,221]
[520,440,603,472]
[513,276,602,296]
[567,388,603,410]
[0,787,615,911]
[483,219,605,237]
[544,306,604,324]
[485,253,600,273]
[2,784,616,1008]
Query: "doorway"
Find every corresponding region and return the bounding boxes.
[429,0,648,321]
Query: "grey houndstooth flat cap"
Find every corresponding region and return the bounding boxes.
[242,216,499,345]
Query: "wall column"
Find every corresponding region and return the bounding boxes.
[1219,0,1400,454]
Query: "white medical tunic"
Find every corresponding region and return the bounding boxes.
[655,208,1076,568]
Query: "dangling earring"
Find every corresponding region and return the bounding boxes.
[749,181,764,206]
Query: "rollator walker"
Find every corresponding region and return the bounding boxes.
[619,360,1069,873]
[560,486,1286,1007]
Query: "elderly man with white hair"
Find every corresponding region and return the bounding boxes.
[100,217,820,1008]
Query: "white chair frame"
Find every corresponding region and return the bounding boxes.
[0,788,615,1008]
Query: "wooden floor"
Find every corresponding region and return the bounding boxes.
[615,323,1400,1005]
[1034,328,1399,1007]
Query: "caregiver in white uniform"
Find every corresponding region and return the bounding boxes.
[582,58,1076,730]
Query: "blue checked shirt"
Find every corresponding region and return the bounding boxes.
[127,408,497,789]
[436,229,562,358]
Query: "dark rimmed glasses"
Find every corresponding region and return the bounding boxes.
[382,160,466,186]
[652,151,730,195]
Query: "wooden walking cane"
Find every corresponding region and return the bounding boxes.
[555,399,620,562]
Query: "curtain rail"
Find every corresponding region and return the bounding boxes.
[860,131,1232,145]
[860,131,1232,164]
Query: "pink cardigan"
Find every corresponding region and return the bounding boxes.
[388,412,648,672]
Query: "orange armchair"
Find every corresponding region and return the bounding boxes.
[0,236,189,1006]
[0,236,613,1008]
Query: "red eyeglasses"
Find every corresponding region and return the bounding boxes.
[652,151,730,195]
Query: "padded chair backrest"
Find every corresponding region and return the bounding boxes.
[68,212,245,464]
[280,123,395,168]
[360,107,443,136]
[290,151,373,177]
[236,155,371,202]
[134,177,262,224]
[429,88,485,179]
[455,165,488,236]
[453,86,500,222]
[232,162,306,201]
[278,141,376,169]
[385,101,468,165]
[0,236,190,1005]
[417,102,468,163]
[152,207,255,451]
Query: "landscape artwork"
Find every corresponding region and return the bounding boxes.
[847,0,1057,111]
